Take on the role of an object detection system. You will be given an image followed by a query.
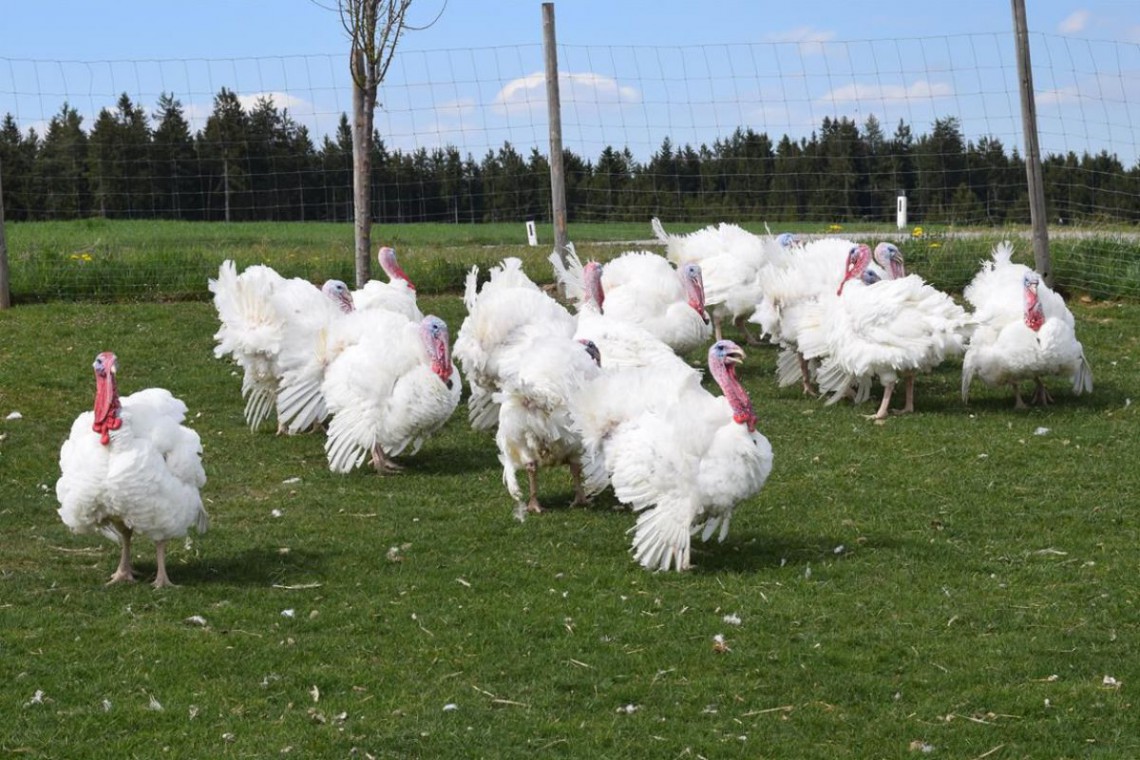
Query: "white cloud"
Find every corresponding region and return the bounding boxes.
[1058,9,1090,34]
[434,97,476,120]
[492,71,639,116]
[181,91,317,133]
[765,26,837,56]
[236,91,313,115]
[1036,85,1081,106]
[819,80,953,105]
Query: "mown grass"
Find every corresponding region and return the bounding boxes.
[1,278,1138,757]
[6,219,1140,302]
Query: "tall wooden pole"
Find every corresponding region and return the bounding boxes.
[542,2,569,265]
[0,155,10,309]
[1011,0,1053,285]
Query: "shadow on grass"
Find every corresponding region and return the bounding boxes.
[688,530,903,575]
[958,381,1122,414]
[158,545,328,587]
[399,442,499,476]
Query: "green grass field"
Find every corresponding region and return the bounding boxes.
[6,218,1140,302]
[2,266,1138,757]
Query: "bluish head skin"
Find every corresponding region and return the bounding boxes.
[873,242,906,279]
[838,244,872,295]
[420,315,454,388]
[861,268,882,285]
[709,340,756,431]
[91,351,122,445]
[777,232,798,248]
[680,263,710,324]
[1023,272,1044,331]
[584,260,605,312]
[322,279,355,313]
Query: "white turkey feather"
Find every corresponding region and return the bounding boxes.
[571,341,772,571]
[56,355,207,587]
[322,315,461,473]
[961,242,1092,405]
[454,258,575,431]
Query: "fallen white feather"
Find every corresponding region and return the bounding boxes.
[282,477,302,484]
[5,411,22,420]
[148,694,164,711]
[1033,427,1050,436]
[184,615,208,626]
[443,703,459,712]
[722,613,742,626]
[281,609,296,618]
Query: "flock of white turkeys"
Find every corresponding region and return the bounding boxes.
[54,224,1094,583]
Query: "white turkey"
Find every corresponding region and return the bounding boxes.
[550,247,703,388]
[352,245,423,321]
[56,352,208,588]
[323,314,462,473]
[572,340,772,572]
[651,217,780,342]
[209,260,352,432]
[961,242,1093,407]
[805,244,972,419]
[747,236,862,394]
[453,258,578,431]
[272,280,406,436]
[493,333,603,516]
[551,245,710,354]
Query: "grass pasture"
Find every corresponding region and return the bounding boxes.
[1,286,1139,758]
[6,218,1140,302]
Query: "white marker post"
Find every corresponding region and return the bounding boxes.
[896,192,908,230]
[525,220,538,246]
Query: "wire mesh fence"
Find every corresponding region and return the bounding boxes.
[1,31,1138,299]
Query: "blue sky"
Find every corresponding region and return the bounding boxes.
[2,1,1138,164]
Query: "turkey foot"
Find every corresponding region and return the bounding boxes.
[1032,378,1054,406]
[864,381,895,421]
[106,526,136,585]
[568,461,590,507]
[151,541,177,589]
[370,445,404,473]
[889,375,916,415]
[525,462,544,513]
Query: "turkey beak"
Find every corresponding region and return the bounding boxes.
[724,346,746,365]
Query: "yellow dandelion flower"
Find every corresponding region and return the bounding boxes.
[912,226,924,238]
[928,242,942,249]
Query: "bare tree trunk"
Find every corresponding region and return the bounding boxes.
[340,0,417,288]
[351,49,374,288]
[0,155,9,309]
